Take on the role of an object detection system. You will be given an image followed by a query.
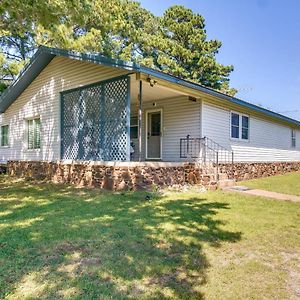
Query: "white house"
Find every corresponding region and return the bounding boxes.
[0,46,299,183]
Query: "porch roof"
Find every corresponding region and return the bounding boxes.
[0,46,300,128]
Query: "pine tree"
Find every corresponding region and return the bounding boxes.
[0,1,236,95]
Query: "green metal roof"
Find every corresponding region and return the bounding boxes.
[1,45,300,128]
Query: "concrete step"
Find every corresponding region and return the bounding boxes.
[218,179,236,189]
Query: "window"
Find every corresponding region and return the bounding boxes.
[231,113,240,139]
[27,118,41,149]
[1,125,9,146]
[151,112,161,136]
[242,115,249,140]
[291,129,296,148]
[231,112,249,141]
[130,116,138,139]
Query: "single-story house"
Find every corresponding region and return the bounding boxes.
[0,46,299,189]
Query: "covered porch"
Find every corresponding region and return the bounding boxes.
[129,74,201,162]
[60,73,203,163]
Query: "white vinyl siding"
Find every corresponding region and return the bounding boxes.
[202,102,300,162]
[0,56,128,163]
[1,54,300,164]
[202,103,231,149]
[131,96,201,161]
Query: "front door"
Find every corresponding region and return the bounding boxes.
[146,110,162,159]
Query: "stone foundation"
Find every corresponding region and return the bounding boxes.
[7,161,215,191]
[219,162,300,181]
[7,160,300,190]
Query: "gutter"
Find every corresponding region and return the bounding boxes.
[0,46,299,128]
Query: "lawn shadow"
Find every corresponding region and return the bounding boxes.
[0,178,242,299]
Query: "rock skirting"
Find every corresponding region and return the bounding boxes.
[219,162,300,181]
[7,161,214,191]
[6,160,300,190]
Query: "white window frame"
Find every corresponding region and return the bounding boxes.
[0,124,9,147]
[26,117,41,150]
[291,129,296,148]
[230,111,250,142]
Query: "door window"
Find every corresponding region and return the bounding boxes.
[151,113,161,136]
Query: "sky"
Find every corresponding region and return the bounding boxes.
[139,0,300,121]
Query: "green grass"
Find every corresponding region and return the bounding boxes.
[0,176,299,299]
[242,171,300,196]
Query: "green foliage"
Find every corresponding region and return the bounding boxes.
[138,6,236,94]
[0,1,236,95]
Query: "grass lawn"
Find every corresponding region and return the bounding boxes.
[0,176,299,299]
[242,171,300,196]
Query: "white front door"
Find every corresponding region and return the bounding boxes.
[146,110,162,159]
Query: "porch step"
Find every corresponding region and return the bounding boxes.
[218,179,236,189]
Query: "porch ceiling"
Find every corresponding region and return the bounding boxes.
[130,75,187,103]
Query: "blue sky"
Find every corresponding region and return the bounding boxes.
[139,0,300,120]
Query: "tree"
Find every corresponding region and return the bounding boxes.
[0,1,236,95]
[0,0,93,89]
[137,6,236,95]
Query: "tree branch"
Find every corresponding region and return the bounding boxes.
[1,52,23,61]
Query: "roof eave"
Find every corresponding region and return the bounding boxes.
[0,46,140,113]
[0,46,299,128]
[139,66,300,128]
[0,48,55,113]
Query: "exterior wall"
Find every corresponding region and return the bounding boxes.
[7,160,300,190]
[1,53,299,165]
[131,97,201,161]
[7,160,215,190]
[220,162,300,181]
[0,57,128,163]
[202,101,300,162]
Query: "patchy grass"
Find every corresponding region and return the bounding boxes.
[242,171,300,196]
[0,176,299,299]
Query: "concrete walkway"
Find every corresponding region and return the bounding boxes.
[225,186,300,202]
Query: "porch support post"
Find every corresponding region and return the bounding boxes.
[138,79,143,162]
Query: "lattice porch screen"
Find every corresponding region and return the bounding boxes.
[61,76,130,161]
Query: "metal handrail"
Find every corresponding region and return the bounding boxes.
[180,135,204,159]
[204,136,228,152]
[179,135,234,180]
[203,136,233,165]
[203,136,234,164]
